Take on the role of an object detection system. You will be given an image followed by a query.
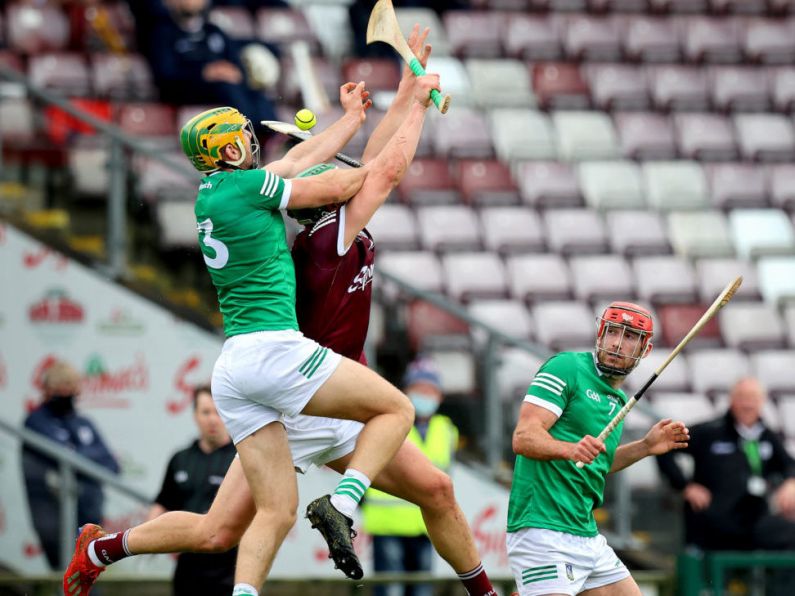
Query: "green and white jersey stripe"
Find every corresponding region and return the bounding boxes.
[522,565,558,585]
[508,351,628,537]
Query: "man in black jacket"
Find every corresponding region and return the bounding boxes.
[657,377,795,551]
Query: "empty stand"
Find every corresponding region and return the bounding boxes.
[729,209,795,257]
[497,347,545,404]
[757,256,795,305]
[456,160,520,206]
[648,65,710,111]
[490,109,557,162]
[506,254,573,303]
[652,393,716,425]
[705,163,769,209]
[432,107,493,159]
[29,53,91,96]
[553,111,621,161]
[734,113,795,161]
[643,161,710,210]
[341,58,400,92]
[674,113,738,161]
[442,252,508,301]
[480,207,546,254]
[613,112,677,160]
[543,209,609,255]
[623,17,681,63]
[443,10,505,58]
[377,251,444,296]
[465,59,535,108]
[683,16,742,63]
[91,54,155,100]
[769,164,795,211]
[688,349,751,395]
[695,257,761,302]
[532,301,597,351]
[605,210,672,256]
[627,351,691,394]
[657,303,723,348]
[743,18,795,63]
[468,299,534,344]
[516,162,582,208]
[366,204,418,251]
[504,15,563,61]
[532,63,591,110]
[720,302,787,350]
[416,205,482,252]
[256,8,318,50]
[587,64,650,111]
[750,350,795,395]
[208,6,256,39]
[633,256,699,303]
[398,159,460,205]
[156,201,197,249]
[579,160,645,210]
[406,300,470,351]
[564,15,622,61]
[569,254,635,302]
[667,211,734,257]
[6,3,69,54]
[708,66,770,112]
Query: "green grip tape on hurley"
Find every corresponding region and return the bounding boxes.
[409,58,449,113]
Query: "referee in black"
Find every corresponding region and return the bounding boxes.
[148,384,237,596]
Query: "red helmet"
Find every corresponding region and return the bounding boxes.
[595,301,654,376]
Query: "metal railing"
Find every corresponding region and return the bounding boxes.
[0,417,150,569]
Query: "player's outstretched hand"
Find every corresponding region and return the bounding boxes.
[413,74,441,108]
[404,24,432,76]
[643,418,689,456]
[569,435,606,465]
[340,81,372,123]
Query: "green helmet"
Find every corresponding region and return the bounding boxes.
[179,106,259,172]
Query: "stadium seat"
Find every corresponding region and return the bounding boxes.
[757,256,795,305]
[674,113,738,161]
[605,210,672,256]
[397,158,460,205]
[442,252,508,301]
[208,6,256,39]
[587,64,650,111]
[705,163,769,209]
[68,139,109,198]
[156,200,197,249]
[279,55,339,106]
[623,17,682,63]
[468,299,534,344]
[395,7,450,56]
[406,300,470,351]
[443,10,505,58]
[0,50,23,73]
[531,63,591,110]
[734,113,795,161]
[426,349,476,395]
[579,161,645,210]
[256,8,318,49]
[341,58,401,92]
[532,301,597,351]
[743,18,795,64]
[657,303,723,348]
[563,15,622,62]
[695,257,761,302]
[719,302,787,350]
[589,0,649,10]
[648,65,710,111]
[667,211,734,257]
[303,4,352,60]
[117,103,176,145]
[91,54,155,100]
[497,347,546,404]
[28,53,92,97]
[515,162,582,208]
[622,455,661,490]
[506,254,573,303]
[683,16,743,63]
[751,350,795,395]
[613,112,677,160]
[626,351,691,394]
[771,67,795,112]
[490,109,557,162]
[504,15,563,61]
[552,111,620,161]
[378,251,444,296]
[6,3,69,54]
[770,164,795,211]
[633,256,699,303]
[456,160,520,206]
[416,205,482,252]
[643,161,709,211]
[480,207,546,254]
[543,209,609,255]
[778,397,795,439]
[728,209,795,258]
[710,0,768,14]
[569,255,635,302]
[0,98,34,145]
[366,204,418,250]
[465,59,535,108]
[135,153,198,202]
[687,349,750,395]
[424,57,472,105]
[432,107,493,159]
[648,0,709,14]
[708,66,770,112]
[786,303,795,347]
[652,393,716,426]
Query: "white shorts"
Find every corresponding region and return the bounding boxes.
[507,528,630,596]
[284,414,363,474]
[211,329,343,444]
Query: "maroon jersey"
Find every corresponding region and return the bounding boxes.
[292,206,375,362]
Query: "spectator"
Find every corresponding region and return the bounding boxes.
[129,0,277,136]
[362,357,458,596]
[148,384,237,596]
[22,360,120,570]
[657,377,795,551]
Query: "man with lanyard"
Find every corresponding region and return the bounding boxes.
[65,26,497,596]
[507,302,690,596]
[148,385,237,596]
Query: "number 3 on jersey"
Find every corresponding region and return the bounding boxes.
[197,218,229,269]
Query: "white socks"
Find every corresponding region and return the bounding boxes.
[330,468,371,519]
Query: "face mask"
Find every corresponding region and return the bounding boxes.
[47,394,76,417]
[409,393,439,418]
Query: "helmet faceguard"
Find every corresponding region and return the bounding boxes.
[287,163,338,225]
[179,106,260,173]
[595,301,654,377]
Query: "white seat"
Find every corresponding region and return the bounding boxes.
[643,161,709,211]
[694,258,761,303]
[778,396,795,439]
[626,351,691,395]
[605,210,671,256]
[719,302,787,351]
[490,109,557,162]
[532,301,597,351]
[465,59,535,108]
[652,393,716,426]
[552,111,621,161]
[569,255,635,302]
[667,211,734,258]
[480,207,545,254]
[687,349,751,396]
[579,161,645,210]
[757,257,795,306]
[468,299,534,345]
[734,113,795,162]
[633,256,698,303]
[497,347,546,404]
[442,252,508,301]
[515,162,581,208]
[426,349,476,395]
[543,209,608,255]
[396,7,450,56]
[750,351,795,396]
[416,206,481,252]
[424,56,472,106]
[728,209,795,259]
[378,251,444,296]
[506,254,573,303]
[366,204,418,251]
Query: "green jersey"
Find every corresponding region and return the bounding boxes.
[507,351,627,537]
[194,168,297,337]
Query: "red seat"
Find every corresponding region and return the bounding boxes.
[407,300,469,353]
[456,160,519,206]
[0,51,23,73]
[443,10,505,59]
[531,62,591,110]
[341,58,400,92]
[397,158,460,205]
[116,103,176,138]
[658,304,723,348]
[6,4,69,54]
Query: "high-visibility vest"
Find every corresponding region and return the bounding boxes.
[362,415,458,537]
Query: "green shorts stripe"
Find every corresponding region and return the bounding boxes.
[306,348,328,379]
[523,572,558,585]
[299,348,322,375]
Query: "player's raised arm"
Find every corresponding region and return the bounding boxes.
[287,166,369,210]
[266,82,372,178]
[361,24,431,164]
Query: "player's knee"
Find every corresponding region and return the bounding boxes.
[396,393,415,431]
[204,526,243,553]
[425,469,455,510]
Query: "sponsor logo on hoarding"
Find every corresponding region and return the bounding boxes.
[166,355,205,414]
[23,245,68,270]
[471,504,509,567]
[96,308,145,335]
[28,288,83,323]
